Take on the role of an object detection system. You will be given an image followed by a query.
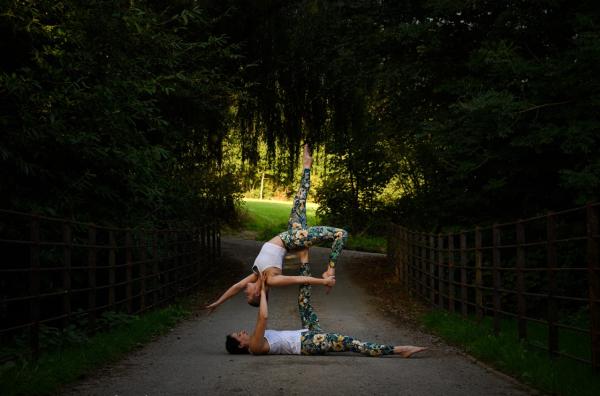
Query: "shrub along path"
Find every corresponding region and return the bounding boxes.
[64,237,532,395]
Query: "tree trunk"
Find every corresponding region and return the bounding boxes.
[259,172,265,200]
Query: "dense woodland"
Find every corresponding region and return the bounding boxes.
[1,0,599,234]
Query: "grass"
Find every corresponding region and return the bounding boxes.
[348,256,600,396]
[422,310,600,396]
[235,198,387,253]
[240,198,319,241]
[0,257,246,396]
[0,305,190,396]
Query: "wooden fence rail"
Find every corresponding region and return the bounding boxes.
[388,202,600,372]
[0,209,221,361]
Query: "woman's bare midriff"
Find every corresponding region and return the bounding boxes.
[268,235,286,248]
[263,267,282,277]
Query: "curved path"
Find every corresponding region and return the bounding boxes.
[65,238,531,395]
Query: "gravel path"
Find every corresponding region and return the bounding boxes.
[64,238,532,396]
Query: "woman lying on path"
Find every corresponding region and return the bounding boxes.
[206,144,348,310]
[226,252,426,358]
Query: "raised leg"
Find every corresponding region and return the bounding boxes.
[287,168,311,231]
[287,144,313,231]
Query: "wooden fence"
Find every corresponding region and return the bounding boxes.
[0,209,221,361]
[388,202,600,372]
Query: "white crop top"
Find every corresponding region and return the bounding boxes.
[252,242,286,274]
[264,329,304,355]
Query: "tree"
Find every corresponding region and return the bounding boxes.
[0,0,241,226]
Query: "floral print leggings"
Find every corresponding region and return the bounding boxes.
[297,263,394,357]
[278,168,348,268]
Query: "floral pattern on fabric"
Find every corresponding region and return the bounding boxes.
[298,263,321,331]
[300,331,394,357]
[278,168,348,268]
[297,263,394,357]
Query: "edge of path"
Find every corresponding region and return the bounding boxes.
[344,251,542,396]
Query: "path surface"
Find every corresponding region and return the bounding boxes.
[65,238,531,396]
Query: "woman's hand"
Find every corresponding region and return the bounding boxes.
[323,275,336,294]
[323,275,336,288]
[204,301,219,315]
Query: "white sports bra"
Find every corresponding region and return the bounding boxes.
[252,242,286,274]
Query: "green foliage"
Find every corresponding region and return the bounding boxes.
[215,0,600,232]
[0,310,139,365]
[422,310,600,396]
[3,0,599,233]
[0,0,242,226]
[373,0,600,228]
[0,306,188,396]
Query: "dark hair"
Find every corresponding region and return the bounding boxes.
[247,296,260,307]
[226,334,249,354]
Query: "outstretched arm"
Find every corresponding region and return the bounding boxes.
[249,275,270,355]
[205,272,258,313]
[267,274,335,288]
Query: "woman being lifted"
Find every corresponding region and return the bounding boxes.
[206,144,348,310]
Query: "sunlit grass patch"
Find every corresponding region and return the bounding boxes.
[237,199,386,253]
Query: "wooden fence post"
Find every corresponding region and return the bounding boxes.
[460,232,468,317]
[108,230,116,311]
[165,230,172,300]
[414,232,419,297]
[475,226,483,321]
[185,230,193,290]
[422,233,428,300]
[405,230,410,291]
[174,231,180,297]
[438,234,444,308]
[547,212,559,357]
[448,233,455,313]
[406,230,411,293]
[411,231,417,294]
[29,215,40,360]
[201,226,207,267]
[587,204,600,373]
[516,220,527,340]
[62,221,72,328]
[88,225,97,332]
[193,227,199,284]
[153,231,159,307]
[217,223,221,257]
[139,230,146,312]
[429,234,436,306]
[126,230,133,314]
[403,228,409,289]
[492,224,501,335]
[211,225,216,264]
[396,226,402,282]
[390,225,399,282]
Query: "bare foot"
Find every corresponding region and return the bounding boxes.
[303,144,313,169]
[393,346,427,358]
